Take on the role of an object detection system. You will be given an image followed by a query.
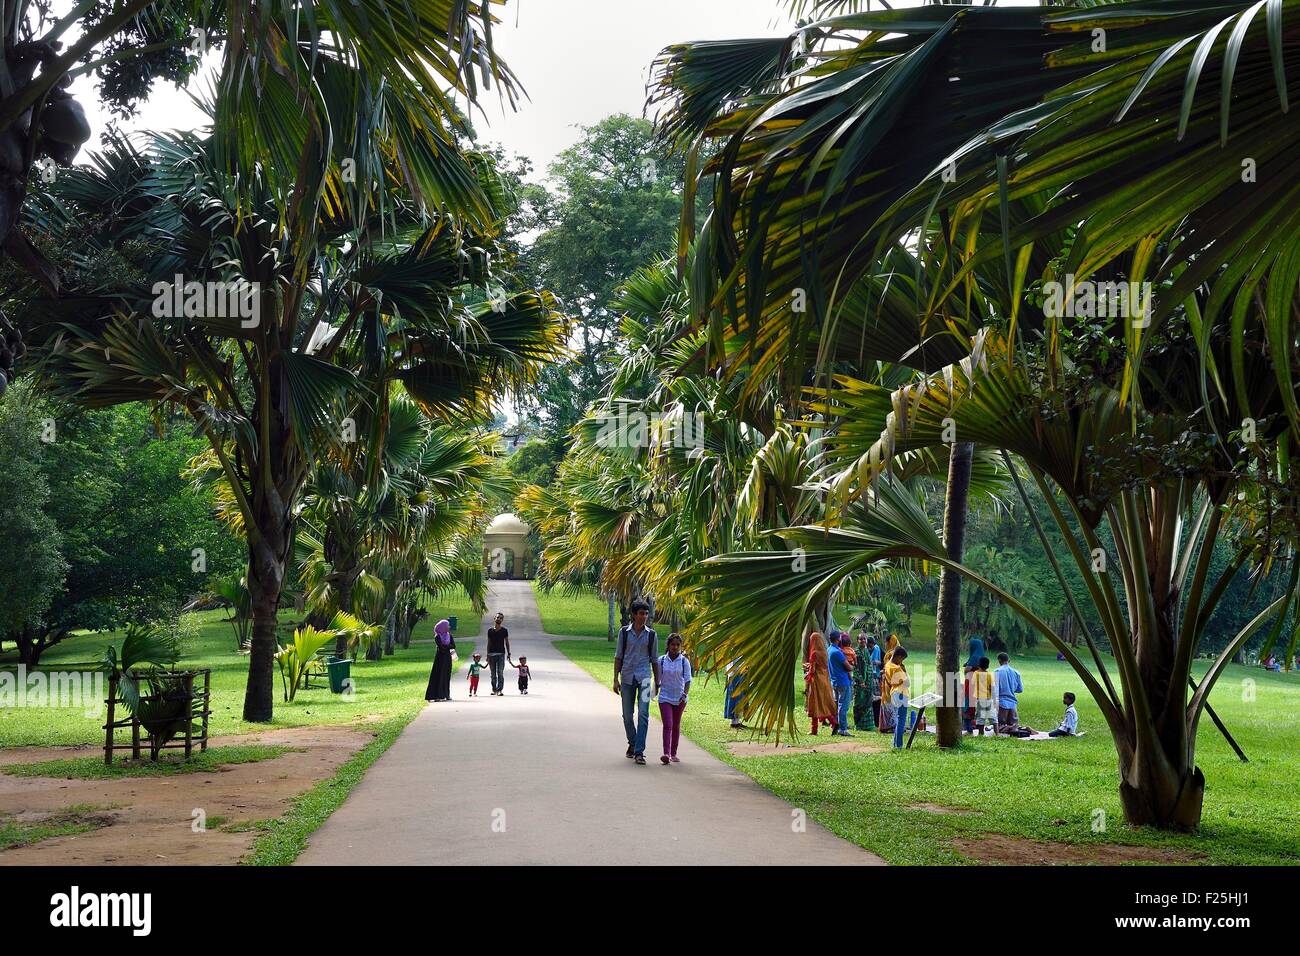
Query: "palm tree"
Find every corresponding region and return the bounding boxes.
[1,1,517,386]
[648,3,1073,746]
[13,126,561,721]
[655,0,1300,825]
[299,392,502,657]
[690,301,1297,829]
[520,256,775,624]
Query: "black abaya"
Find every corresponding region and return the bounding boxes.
[425,637,455,701]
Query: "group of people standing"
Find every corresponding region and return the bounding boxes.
[805,630,916,747]
[426,601,1080,755]
[424,612,531,702]
[802,630,1078,745]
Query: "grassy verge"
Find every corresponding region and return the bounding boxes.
[0,805,116,849]
[241,641,472,865]
[532,583,610,637]
[241,710,417,865]
[0,602,481,746]
[0,744,291,780]
[554,638,1300,866]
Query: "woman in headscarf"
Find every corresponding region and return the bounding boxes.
[878,633,901,733]
[884,632,900,660]
[804,631,837,734]
[424,619,457,701]
[965,635,986,670]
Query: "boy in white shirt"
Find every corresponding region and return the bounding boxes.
[1049,691,1079,737]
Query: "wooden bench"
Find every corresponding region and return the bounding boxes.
[300,647,337,690]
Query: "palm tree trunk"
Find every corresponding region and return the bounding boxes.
[241,443,296,722]
[608,591,616,641]
[383,604,396,656]
[244,538,287,722]
[935,441,974,748]
[1117,737,1204,830]
[333,573,356,657]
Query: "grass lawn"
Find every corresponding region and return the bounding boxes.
[554,638,1300,865]
[0,600,481,747]
[532,583,611,638]
[1,609,477,862]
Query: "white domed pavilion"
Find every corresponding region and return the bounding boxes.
[483,512,534,580]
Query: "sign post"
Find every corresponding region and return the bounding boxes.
[905,691,944,749]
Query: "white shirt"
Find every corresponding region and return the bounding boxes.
[657,653,693,704]
[1058,704,1079,735]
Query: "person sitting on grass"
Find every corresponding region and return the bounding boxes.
[1048,692,1079,737]
[511,656,532,695]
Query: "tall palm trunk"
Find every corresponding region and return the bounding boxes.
[935,442,974,748]
[1117,729,1204,828]
[1120,529,1203,829]
[241,359,302,722]
[244,521,291,722]
[332,572,357,657]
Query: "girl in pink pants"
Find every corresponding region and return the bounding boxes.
[654,634,693,764]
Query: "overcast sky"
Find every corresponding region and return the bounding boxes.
[82,0,792,179]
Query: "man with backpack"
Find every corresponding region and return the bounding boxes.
[613,600,660,765]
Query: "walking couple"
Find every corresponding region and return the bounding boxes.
[613,601,691,766]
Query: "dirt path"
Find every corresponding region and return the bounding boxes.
[0,725,371,865]
[296,581,882,866]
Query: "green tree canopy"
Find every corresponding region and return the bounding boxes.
[520,114,693,435]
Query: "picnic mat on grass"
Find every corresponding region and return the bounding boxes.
[918,725,1086,740]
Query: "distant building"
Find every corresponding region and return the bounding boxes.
[483,512,534,580]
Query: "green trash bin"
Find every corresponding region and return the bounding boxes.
[327,656,351,694]
[448,615,458,632]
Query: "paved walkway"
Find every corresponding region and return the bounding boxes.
[296,581,880,866]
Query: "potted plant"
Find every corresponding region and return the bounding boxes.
[102,624,193,758]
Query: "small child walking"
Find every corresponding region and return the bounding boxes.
[654,633,693,764]
[511,656,532,695]
[467,654,486,697]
